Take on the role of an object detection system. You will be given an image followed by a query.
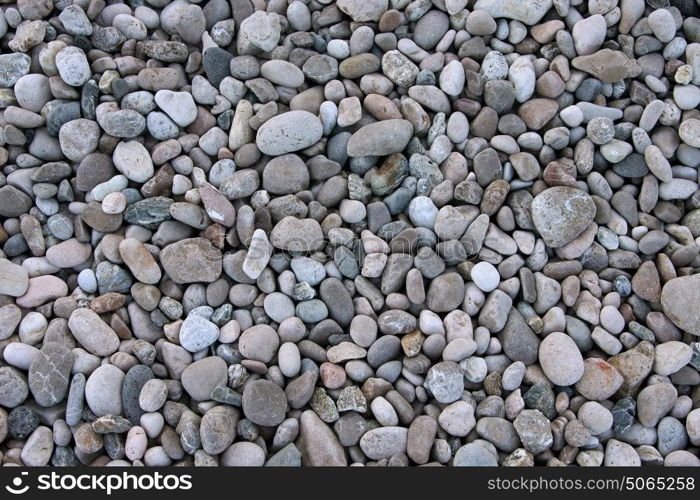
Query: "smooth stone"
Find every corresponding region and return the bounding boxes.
[359,426,408,460]
[160,238,223,284]
[347,120,414,157]
[85,364,125,417]
[181,357,227,401]
[539,332,584,386]
[28,343,73,407]
[256,111,323,156]
[661,274,700,335]
[179,314,219,352]
[300,410,347,466]
[113,141,154,183]
[68,308,120,356]
[531,187,596,248]
[154,90,197,127]
[242,379,287,426]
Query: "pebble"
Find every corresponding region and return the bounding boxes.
[0,0,696,470]
[85,364,125,417]
[661,274,700,335]
[222,441,265,466]
[21,426,53,466]
[55,47,90,87]
[300,410,347,466]
[347,120,414,157]
[424,361,464,403]
[575,358,624,401]
[654,342,693,376]
[256,111,323,156]
[243,380,287,427]
[453,442,498,466]
[113,141,154,183]
[513,409,553,454]
[438,401,476,437]
[181,357,227,401]
[154,90,197,127]
[470,262,500,292]
[359,427,408,460]
[0,259,29,297]
[531,187,597,248]
[0,367,29,408]
[28,343,73,407]
[160,238,222,284]
[539,332,584,386]
[271,217,324,252]
[179,314,220,352]
[68,308,120,356]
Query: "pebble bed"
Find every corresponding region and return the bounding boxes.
[0,0,699,468]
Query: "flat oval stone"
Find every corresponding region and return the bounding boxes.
[359,426,408,460]
[256,110,323,156]
[179,314,219,352]
[16,275,68,308]
[28,343,73,407]
[113,140,154,183]
[68,308,120,356]
[21,426,54,466]
[260,60,305,87]
[118,238,162,284]
[262,154,310,195]
[55,46,90,86]
[347,119,413,157]
[239,324,279,363]
[97,110,145,138]
[45,238,91,268]
[270,217,324,252]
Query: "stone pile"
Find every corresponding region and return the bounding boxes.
[0,0,699,467]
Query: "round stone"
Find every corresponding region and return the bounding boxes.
[538,332,584,386]
[470,262,500,292]
[179,314,219,352]
[85,364,125,417]
[239,324,280,363]
[181,357,227,401]
[531,187,596,248]
[242,379,287,426]
[55,46,90,86]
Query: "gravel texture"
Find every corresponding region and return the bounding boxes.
[0,0,699,468]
